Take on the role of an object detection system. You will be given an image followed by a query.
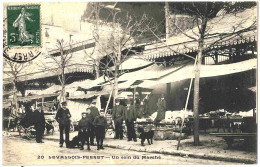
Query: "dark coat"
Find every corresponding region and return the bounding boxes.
[33,109,45,130]
[124,105,138,122]
[112,105,124,121]
[86,113,94,124]
[89,106,100,121]
[78,117,91,130]
[94,116,107,127]
[55,107,71,125]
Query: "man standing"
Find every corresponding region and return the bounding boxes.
[55,101,71,147]
[124,100,137,142]
[89,101,100,145]
[154,94,167,123]
[31,104,45,143]
[94,111,107,150]
[112,99,124,139]
[78,111,91,150]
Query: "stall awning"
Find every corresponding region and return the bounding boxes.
[68,91,110,100]
[161,58,256,84]
[143,7,257,59]
[3,64,93,85]
[78,76,110,90]
[117,60,191,82]
[109,56,153,71]
[40,85,61,95]
[137,58,257,90]
[102,80,137,91]
[17,93,59,102]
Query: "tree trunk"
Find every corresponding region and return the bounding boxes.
[12,80,18,116]
[193,39,203,146]
[59,43,66,103]
[60,65,66,102]
[95,61,101,111]
[113,63,119,106]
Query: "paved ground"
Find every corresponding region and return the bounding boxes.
[2,136,242,165]
[43,130,257,164]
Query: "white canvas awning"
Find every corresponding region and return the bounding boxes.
[159,58,257,84]
[137,58,257,90]
[68,91,110,100]
[109,56,153,71]
[118,60,191,82]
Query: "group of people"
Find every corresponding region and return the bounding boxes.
[31,95,166,150]
[112,99,138,141]
[55,101,107,150]
[112,96,166,141]
[24,104,46,143]
[55,98,144,150]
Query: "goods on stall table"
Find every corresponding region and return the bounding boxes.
[149,112,157,121]
[165,110,193,123]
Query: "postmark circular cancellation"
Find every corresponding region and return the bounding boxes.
[4,4,42,63]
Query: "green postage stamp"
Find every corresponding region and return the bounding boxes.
[7,5,41,47]
[4,4,42,63]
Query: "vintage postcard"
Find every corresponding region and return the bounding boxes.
[2,1,257,165]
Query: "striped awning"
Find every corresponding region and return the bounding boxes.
[3,64,93,84]
[143,7,257,60]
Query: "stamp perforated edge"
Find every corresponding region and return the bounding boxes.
[4,2,43,49]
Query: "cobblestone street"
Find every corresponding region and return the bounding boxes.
[3,136,242,165]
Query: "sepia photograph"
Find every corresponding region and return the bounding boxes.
[2,1,257,165]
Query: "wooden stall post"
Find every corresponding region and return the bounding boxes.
[133,87,136,107]
[42,97,44,109]
[166,83,171,109]
[177,56,197,150]
[104,90,113,116]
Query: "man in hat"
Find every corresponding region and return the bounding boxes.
[89,101,100,145]
[93,111,107,150]
[112,99,124,139]
[55,101,71,147]
[124,100,137,142]
[78,111,91,150]
[31,104,45,143]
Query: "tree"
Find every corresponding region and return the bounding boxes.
[3,60,29,115]
[148,2,256,145]
[3,18,32,116]
[40,39,73,103]
[82,2,155,106]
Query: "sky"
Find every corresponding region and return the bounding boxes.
[41,2,89,32]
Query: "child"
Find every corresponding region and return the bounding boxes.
[78,111,91,150]
[93,111,107,150]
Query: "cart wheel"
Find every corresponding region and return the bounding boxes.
[18,125,26,137]
[25,126,35,139]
